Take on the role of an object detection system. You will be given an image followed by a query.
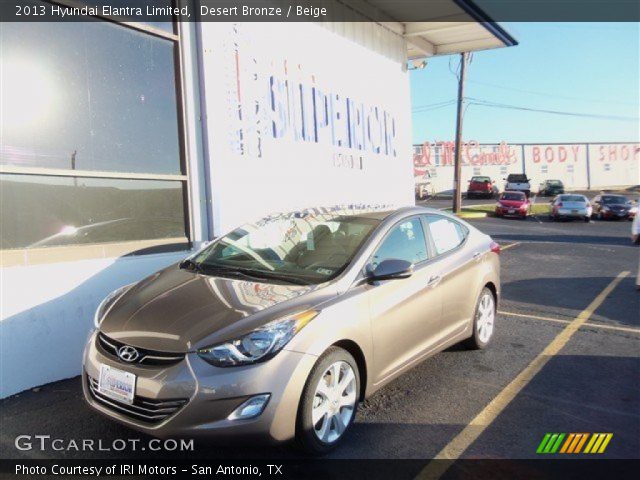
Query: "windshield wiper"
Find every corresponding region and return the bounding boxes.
[179,258,202,273]
[198,264,311,285]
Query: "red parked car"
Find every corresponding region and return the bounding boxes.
[495,191,531,219]
[467,176,495,199]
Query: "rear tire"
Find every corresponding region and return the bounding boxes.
[463,287,496,350]
[296,347,360,455]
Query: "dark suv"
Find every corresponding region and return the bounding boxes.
[538,179,565,196]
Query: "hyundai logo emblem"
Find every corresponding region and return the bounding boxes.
[117,345,140,363]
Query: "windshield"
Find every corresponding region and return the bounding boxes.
[501,192,525,201]
[601,195,628,204]
[189,213,380,285]
[560,195,586,203]
[471,176,490,182]
[548,180,562,186]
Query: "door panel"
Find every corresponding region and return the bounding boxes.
[364,217,443,384]
[423,215,479,336]
[367,264,443,384]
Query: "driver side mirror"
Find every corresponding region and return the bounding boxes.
[367,259,414,281]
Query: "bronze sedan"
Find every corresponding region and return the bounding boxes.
[84,206,500,454]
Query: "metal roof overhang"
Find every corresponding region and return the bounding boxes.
[340,0,518,59]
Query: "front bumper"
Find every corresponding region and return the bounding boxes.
[496,206,527,217]
[601,210,630,219]
[82,331,317,443]
[468,190,493,197]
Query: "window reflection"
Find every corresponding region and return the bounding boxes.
[1,175,187,249]
[76,0,176,33]
[0,19,181,174]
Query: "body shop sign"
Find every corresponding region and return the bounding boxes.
[414,141,517,166]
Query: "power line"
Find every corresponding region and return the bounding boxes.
[411,99,457,113]
[465,97,639,122]
[467,79,637,106]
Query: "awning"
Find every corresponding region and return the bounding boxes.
[341,0,518,59]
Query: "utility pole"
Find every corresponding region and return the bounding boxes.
[452,52,468,214]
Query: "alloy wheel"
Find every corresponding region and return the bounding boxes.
[311,361,357,443]
[476,292,495,344]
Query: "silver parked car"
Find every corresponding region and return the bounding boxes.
[84,206,501,454]
[550,194,592,222]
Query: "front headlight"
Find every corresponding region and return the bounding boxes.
[602,206,610,212]
[94,283,135,329]
[197,310,319,367]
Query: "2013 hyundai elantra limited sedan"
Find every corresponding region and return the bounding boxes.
[83,206,500,454]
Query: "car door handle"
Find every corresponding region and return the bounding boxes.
[427,275,441,288]
[473,252,482,261]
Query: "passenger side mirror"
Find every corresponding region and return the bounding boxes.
[367,259,414,281]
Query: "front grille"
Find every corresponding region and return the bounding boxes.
[97,332,185,366]
[87,375,188,424]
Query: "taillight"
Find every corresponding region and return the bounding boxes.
[490,241,501,254]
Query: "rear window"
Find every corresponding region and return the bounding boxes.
[507,174,528,182]
[560,195,586,202]
[548,180,562,185]
[471,176,491,182]
[501,192,525,200]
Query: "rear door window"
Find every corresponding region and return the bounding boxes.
[423,215,468,256]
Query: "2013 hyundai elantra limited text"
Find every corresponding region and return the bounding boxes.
[83,206,500,454]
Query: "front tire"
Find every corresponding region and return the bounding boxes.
[463,287,496,350]
[296,347,360,455]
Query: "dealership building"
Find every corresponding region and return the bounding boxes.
[0,1,516,398]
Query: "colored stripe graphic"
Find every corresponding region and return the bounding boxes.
[536,433,552,454]
[537,433,566,454]
[538,433,613,454]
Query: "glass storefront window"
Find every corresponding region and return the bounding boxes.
[0,174,187,249]
[1,20,181,174]
[0,2,189,256]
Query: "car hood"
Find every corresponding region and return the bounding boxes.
[99,264,324,352]
[603,203,630,210]
[499,199,526,207]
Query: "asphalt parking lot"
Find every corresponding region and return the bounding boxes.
[1,205,638,462]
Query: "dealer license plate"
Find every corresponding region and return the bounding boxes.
[508,209,515,214]
[572,210,578,213]
[98,364,136,405]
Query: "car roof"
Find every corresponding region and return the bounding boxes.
[260,206,454,225]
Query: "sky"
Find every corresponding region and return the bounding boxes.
[409,23,640,144]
